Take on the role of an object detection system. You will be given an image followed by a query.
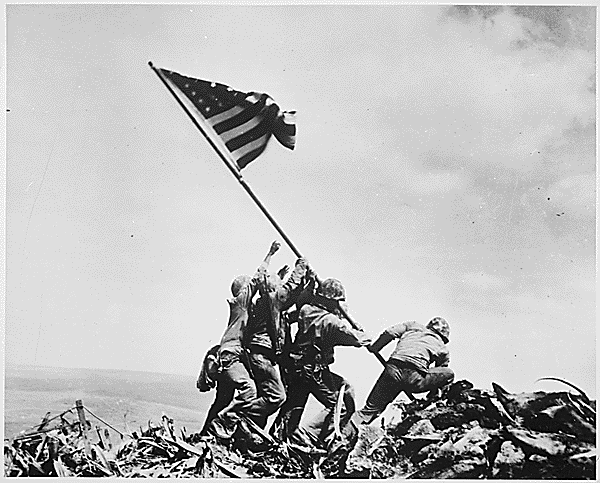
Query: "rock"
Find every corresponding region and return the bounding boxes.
[495,440,525,466]
[429,402,491,429]
[406,419,437,436]
[527,403,596,443]
[506,427,573,457]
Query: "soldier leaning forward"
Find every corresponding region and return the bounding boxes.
[274,278,372,449]
[352,317,454,427]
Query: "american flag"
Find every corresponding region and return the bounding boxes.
[160,68,296,170]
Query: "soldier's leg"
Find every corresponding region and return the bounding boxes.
[299,369,353,446]
[217,352,257,416]
[246,352,286,428]
[405,366,455,394]
[200,380,235,435]
[272,371,310,438]
[352,362,405,426]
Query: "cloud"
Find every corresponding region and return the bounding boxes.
[463,271,509,291]
[546,174,596,218]
[368,6,596,181]
[399,167,468,196]
[106,303,122,326]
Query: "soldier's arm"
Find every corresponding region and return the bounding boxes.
[258,240,280,273]
[327,315,373,348]
[277,258,309,308]
[368,321,413,353]
[435,348,450,368]
[237,241,281,308]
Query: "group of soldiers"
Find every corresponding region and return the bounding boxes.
[197,240,455,454]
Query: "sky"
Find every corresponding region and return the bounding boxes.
[5,5,596,403]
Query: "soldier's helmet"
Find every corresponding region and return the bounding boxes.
[266,273,283,292]
[427,317,450,344]
[231,275,251,297]
[317,278,346,301]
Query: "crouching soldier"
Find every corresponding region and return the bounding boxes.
[198,345,235,436]
[351,317,454,427]
[275,278,372,449]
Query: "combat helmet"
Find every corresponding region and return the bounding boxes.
[266,273,283,292]
[231,275,251,297]
[427,317,450,344]
[317,278,346,301]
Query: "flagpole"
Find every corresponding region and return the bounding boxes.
[148,61,303,259]
[149,62,386,368]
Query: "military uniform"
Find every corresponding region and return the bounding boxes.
[353,319,454,425]
[276,297,372,447]
[209,243,280,437]
[243,258,309,427]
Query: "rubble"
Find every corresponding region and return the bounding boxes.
[345,380,596,479]
[4,380,596,479]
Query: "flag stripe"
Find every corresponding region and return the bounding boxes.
[212,96,267,135]
[207,105,245,127]
[236,148,266,170]
[226,117,271,152]
[231,133,270,162]
[219,115,263,143]
[271,110,296,150]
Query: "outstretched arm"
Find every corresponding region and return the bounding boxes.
[326,315,373,348]
[368,321,412,353]
[238,241,282,306]
[259,240,281,271]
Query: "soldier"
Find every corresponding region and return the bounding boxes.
[209,241,281,438]
[351,317,454,427]
[275,278,372,449]
[198,345,234,436]
[243,257,310,428]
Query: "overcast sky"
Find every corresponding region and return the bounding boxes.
[6,5,596,402]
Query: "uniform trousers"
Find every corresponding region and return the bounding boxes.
[276,365,355,447]
[353,359,454,425]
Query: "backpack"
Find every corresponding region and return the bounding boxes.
[196,345,221,392]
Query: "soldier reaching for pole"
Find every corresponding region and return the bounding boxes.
[350,317,454,429]
[242,256,310,428]
[273,278,372,449]
[208,241,281,439]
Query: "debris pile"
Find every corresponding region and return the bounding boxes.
[3,401,229,478]
[4,380,596,479]
[344,380,596,479]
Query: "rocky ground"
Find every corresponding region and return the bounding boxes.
[4,379,596,479]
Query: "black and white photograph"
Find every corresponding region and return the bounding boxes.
[4,4,596,479]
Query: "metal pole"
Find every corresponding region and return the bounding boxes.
[148,62,302,257]
[149,62,384,366]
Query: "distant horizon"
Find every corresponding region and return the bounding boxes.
[4,360,596,400]
[4,361,197,380]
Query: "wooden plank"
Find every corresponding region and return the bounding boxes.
[91,443,113,476]
[34,434,48,461]
[75,400,92,457]
[53,459,67,477]
[37,411,52,431]
[95,425,112,451]
[103,428,113,450]
[213,459,244,478]
[161,414,176,440]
